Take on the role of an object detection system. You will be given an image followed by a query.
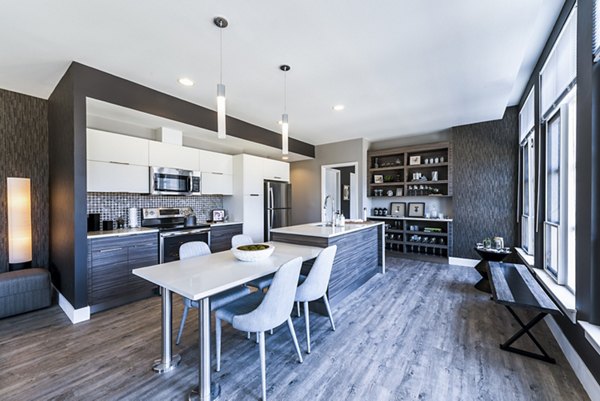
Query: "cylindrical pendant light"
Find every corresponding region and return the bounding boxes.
[280,65,290,155]
[214,17,228,139]
[7,177,32,271]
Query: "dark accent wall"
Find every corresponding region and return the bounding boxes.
[452,107,519,259]
[0,89,49,273]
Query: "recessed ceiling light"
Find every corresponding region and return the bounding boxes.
[333,104,345,111]
[282,156,289,160]
[277,120,283,125]
[178,78,194,86]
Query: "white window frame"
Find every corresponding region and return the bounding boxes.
[542,88,576,291]
[521,133,535,255]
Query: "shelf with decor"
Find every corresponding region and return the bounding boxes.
[368,141,452,198]
[368,215,453,259]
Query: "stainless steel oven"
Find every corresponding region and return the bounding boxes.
[141,207,211,263]
[150,166,200,195]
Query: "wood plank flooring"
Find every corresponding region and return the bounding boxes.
[0,257,589,401]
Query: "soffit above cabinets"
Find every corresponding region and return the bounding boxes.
[86,98,311,162]
[3,0,564,144]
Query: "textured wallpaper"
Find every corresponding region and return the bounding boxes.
[0,89,49,272]
[452,108,519,259]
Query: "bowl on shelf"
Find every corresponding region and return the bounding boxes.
[231,244,275,262]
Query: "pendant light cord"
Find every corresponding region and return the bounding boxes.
[219,25,223,84]
[284,71,287,113]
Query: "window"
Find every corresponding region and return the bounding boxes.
[540,6,577,292]
[542,90,576,290]
[519,89,535,255]
[521,135,535,254]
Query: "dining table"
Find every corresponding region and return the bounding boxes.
[132,241,323,400]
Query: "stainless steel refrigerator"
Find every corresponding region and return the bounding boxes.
[264,180,292,241]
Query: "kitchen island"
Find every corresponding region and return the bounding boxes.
[270,221,385,312]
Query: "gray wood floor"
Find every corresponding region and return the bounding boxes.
[0,257,589,401]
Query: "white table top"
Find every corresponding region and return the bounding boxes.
[132,241,322,301]
[270,221,383,238]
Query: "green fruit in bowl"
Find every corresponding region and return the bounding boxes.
[237,244,270,251]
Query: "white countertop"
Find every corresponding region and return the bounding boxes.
[87,227,159,239]
[270,221,384,239]
[205,221,243,227]
[368,215,453,222]
[133,241,322,300]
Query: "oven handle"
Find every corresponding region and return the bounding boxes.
[160,228,211,238]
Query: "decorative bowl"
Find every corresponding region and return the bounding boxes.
[231,244,275,262]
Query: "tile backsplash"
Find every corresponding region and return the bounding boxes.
[87,193,224,227]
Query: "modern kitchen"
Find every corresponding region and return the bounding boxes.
[2,1,600,401]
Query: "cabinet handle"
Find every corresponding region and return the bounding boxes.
[109,161,130,165]
[211,172,224,175]
[99,247,123,253]
[273,176,282,179]
[250,194,260,197]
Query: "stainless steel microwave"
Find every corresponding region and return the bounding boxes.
[150,166,200,195]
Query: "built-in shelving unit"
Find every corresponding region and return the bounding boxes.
[367,141,452,198]
[368,216,453,259]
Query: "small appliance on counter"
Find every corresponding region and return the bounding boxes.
[87,213,100,232]
[102,220,114,231]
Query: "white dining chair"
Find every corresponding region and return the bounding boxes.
[231,234,273,291]
[295,245,337,353]
[214,257,304,401]
[175,241,251,345]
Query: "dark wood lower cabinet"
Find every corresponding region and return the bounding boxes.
[88,233,158,313]
[210,223,243,253]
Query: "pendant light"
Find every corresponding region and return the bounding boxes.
[214,17,228,139]
[280,65,290,155]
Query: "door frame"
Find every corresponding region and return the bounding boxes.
[321,162,359,222]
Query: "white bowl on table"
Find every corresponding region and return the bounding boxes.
[231,244,275,262]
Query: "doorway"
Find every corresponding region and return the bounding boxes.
[321,162,359,221]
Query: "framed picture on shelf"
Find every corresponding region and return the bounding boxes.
[396,187,403,196]
[343,185,350,200]
[407,202,425,217]
[408,155,421,165]
[373,175,384,184]
[390,202,406,217]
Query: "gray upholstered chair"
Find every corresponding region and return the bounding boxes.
[231,234,273,291]
[215,257,304,401]
[295,245,337,353]
[175,241,251,345]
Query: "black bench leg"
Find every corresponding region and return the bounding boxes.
[500,306,556,364]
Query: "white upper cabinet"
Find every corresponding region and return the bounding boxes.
[87,129,149,166]
[240,154,265,195]
[87,161,149,193]
[198,149,233,175]
[201,172,233,195]
[263,159,290,182]
[148,141,199,171]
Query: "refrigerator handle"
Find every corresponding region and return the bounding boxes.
[270,209,274,230]
[269,186,274,210]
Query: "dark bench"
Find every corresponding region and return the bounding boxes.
[0,268,52,319]
[488,262,561,363]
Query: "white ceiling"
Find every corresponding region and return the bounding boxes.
[1,0,564,146]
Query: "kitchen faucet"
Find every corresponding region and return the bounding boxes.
[323,195,334,225]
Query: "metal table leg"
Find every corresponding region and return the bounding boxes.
[188,297,220,401]
[152,287,181,373]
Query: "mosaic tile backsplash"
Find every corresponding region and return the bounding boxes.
[87,193,224,227]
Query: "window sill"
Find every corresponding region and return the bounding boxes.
[515,247,576,322]
[579,321,600,356]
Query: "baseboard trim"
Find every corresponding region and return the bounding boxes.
[546,316,600,401]
[448,257,478,267]
[57,289,90,324]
